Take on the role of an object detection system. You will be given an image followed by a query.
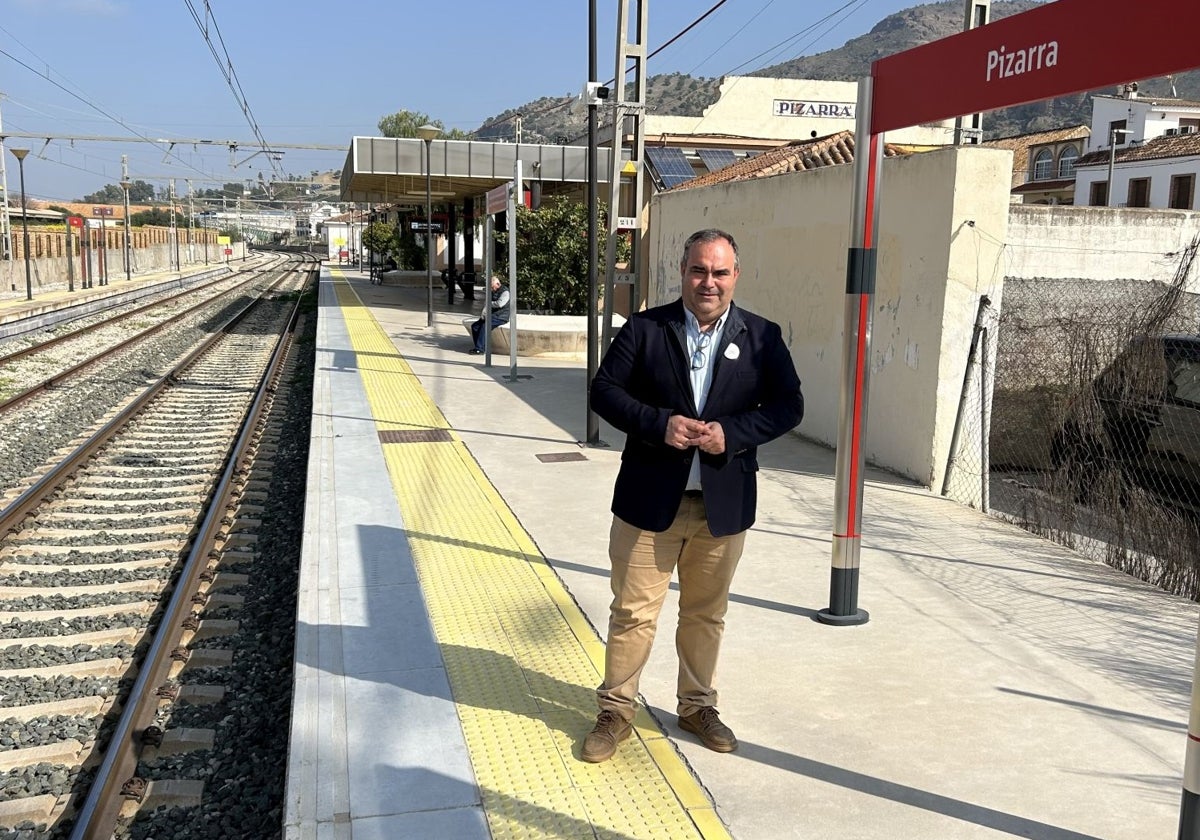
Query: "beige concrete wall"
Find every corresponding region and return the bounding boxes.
[649,76,953,146]
[649,145,1011,489]
[1006,205,1200,288]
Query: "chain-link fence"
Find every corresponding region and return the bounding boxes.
[943,238,1200,599]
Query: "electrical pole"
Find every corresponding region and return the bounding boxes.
[0,94,13,289]
[953,0,990,145]
[168,180,180,272]
[585,0,601,445]
[604,0,648,346]
[120,155,132,282]
[186,180,194,264]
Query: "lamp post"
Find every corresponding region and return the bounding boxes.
[120,178,132,282]
[9,148,31,301]
[1106,127,1132,207]
[417,123,440,327]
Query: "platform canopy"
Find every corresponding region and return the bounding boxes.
[340,137,615,205]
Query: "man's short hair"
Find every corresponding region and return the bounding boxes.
[680,229,739,270]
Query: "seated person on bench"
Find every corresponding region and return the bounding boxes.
[469,275,510,355]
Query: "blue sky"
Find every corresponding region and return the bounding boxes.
[0,0,922,202]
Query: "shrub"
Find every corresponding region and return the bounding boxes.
[494,198,629,315]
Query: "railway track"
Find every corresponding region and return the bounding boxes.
[0,254,288,408]
[0,255,317,839]
[0,257,304,509]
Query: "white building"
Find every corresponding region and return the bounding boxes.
[294,202,341,240]
[1072,86,1200,209]
[321,210,366,263]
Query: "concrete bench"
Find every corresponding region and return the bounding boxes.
[462,313,627,357]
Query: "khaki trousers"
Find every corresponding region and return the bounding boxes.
[597,495,746,721]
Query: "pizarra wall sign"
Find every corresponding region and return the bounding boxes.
[774,100,856,119]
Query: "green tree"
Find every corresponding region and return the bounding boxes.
[81,184,123,204]
[361,220,397,263]
[494,198,629,315]
[81,181,156,203]
[377,109,469,140]
[130,208,188,227]
[127,180,155,202]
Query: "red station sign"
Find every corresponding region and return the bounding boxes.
[870,0,1200,135]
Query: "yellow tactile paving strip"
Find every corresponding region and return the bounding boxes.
[330,271,731,840]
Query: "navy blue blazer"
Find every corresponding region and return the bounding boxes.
[591,300,804,537]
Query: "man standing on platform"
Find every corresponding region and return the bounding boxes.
[581,228,804,762]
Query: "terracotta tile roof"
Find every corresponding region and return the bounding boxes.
[666,130,905,191]
[1075,132,1200,168]
[982,124,1090,184]
[1011,177,1076,193]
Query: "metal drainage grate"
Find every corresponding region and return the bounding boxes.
[379,429,454,444]
[535,452,587,463]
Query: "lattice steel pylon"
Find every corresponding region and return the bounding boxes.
[602,0,648,350]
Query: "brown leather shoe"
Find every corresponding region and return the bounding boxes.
[678,707,738,752]
[581,710,632,763]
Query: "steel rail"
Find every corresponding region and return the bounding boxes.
[67,257,314,839]
[0,257,307,533]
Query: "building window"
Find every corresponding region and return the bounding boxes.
[1057,145,1079,178]
[1170,174,1195,209]
[1109,119,1128,143]
[1181,118,1200,133]
[1127,178,1150,208]
[1032,148,1054,180]
[1090,181,1109,206]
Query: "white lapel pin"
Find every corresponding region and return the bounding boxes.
[724,343,740,360]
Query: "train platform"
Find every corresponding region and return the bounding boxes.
[292,263,1196,840]
[0,261,240,338]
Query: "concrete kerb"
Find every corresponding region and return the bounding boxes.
[459,313,628,357]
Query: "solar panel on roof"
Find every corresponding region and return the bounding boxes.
[645,146,697,188]
[697,149,737,172]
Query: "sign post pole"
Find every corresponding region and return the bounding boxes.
[821,0,1200,631]
[484,183,509,368]
[821,76,879,627]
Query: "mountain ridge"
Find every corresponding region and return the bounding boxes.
[471,0,1200,145]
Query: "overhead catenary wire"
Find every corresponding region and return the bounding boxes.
[181,0,286,182]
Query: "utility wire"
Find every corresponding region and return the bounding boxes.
[636,0,735,76]
[485,0,871,138]
[481,0,736,137]
[0,46,221,183]
[684,0,778,78]
[684,0,869,135]
[723,0,869,77]
[181,0,286,182]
